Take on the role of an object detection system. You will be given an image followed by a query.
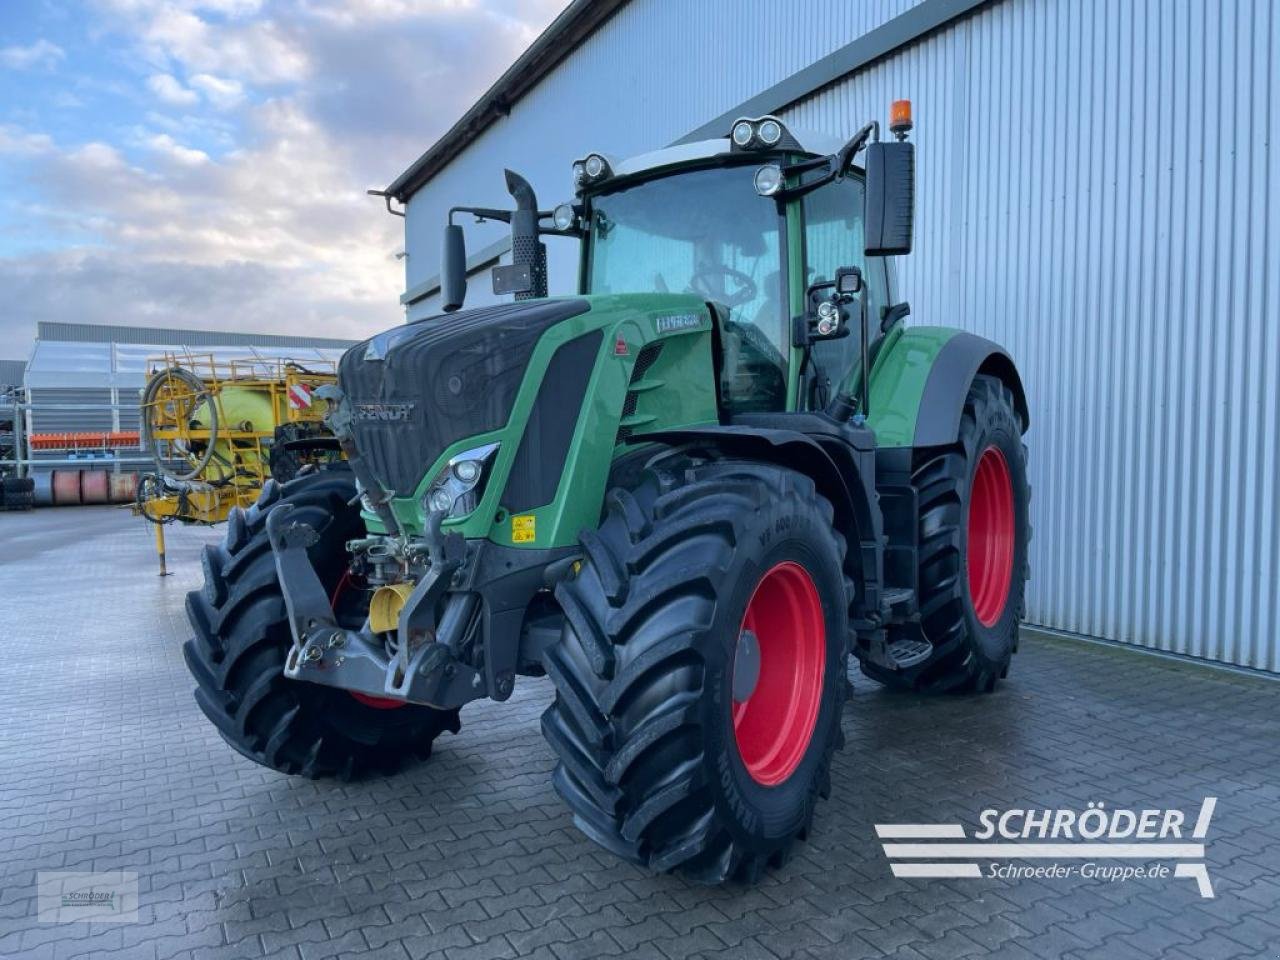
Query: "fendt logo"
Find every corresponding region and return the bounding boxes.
[355,402,415,422]
[876,797,1217,898]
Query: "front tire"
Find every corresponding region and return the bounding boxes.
[860,373,1030,693]
[541,458,850,883]
[183,468,460,779]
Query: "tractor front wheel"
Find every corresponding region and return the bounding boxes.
[541,459,850,883]
[183,468,460,778]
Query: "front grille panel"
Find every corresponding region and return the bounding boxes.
[339,299,589,495]
[502,330,603,513]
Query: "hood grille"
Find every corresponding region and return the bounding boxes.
[339,299,590,495]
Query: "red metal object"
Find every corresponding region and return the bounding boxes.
[51,470,82,506]
[732,561,825,786]
[28,431,140,451]
[966,445,1016,627]
[329,570,406,710]
[80,470,110,504]
[108,473,138,504]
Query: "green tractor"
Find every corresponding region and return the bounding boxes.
[186,101,1030,882]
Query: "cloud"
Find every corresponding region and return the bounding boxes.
[0,126,56,155]
[144,133,211,165]
[147,73,200,106]
[0,250,377,348]
[2,0,569,356]
[137,6,308,84]
[189,73,245,109]
[0,39,66,70]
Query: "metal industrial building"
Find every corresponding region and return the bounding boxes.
[382,0,1279,673]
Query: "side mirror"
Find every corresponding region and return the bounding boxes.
[441,223,467,312]
[864,140,914,256]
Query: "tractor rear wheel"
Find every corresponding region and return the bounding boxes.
[541,458,850,883]
[860,373,1029,693]
[183,467,460,778]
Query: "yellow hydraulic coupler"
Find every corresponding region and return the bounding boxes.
[368,582,416,634]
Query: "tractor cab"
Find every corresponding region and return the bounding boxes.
[442,108,916,424]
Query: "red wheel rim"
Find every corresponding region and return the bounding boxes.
[966,445,1016,627]
[330,571,406,710]
[732,561,826,787]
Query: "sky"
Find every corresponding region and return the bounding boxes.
[0,0,568,359]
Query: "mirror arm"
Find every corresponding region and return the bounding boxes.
[773,121,880,202]
[834,121,879,179]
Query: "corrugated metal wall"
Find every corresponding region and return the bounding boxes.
[782,0,1279,672]
[27,388,115,433]
[401,0,1279,672]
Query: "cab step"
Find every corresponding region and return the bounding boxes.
[885,636,932,669]
[879,587,916,620]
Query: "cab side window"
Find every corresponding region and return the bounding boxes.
[801,177,889,398]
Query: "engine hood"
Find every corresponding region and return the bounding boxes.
[338,298,590,495]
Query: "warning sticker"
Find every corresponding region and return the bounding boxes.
[511,514,536,543]
[288,382,315,409]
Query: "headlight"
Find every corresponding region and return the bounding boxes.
[422,442,499,519]
[753,163,783,197]
[815,300,841,336]
[574,154,612,190]
[552,202,577,231]
[729,115,790,151]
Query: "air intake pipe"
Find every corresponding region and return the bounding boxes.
[504,169,547,300]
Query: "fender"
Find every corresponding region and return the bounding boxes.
[914,331,1029,447]
[635,422,884,613]
[866,326,1029,448]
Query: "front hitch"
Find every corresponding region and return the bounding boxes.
[265,504,485,709]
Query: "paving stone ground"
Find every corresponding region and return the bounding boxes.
[1,506,1278,960]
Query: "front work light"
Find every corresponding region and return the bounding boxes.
[573,153,613,193]
[728,115,792,151]
[422,442,499,518]
[552,203,577,231]
[753,163,783,197]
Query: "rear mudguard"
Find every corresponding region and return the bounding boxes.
[867,326,1029,448]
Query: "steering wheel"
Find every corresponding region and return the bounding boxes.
[688,265,758,308]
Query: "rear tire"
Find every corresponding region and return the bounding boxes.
[859,374,1030,693]
[541,458,850,883]
[183,468,460,779]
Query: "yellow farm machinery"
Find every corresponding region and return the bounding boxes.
[136,354,339,567]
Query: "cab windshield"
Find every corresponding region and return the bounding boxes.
[586,164,787,412]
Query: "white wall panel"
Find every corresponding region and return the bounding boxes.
[783,0,1280,671]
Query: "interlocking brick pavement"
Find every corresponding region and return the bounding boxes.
[2,507,1278,959]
